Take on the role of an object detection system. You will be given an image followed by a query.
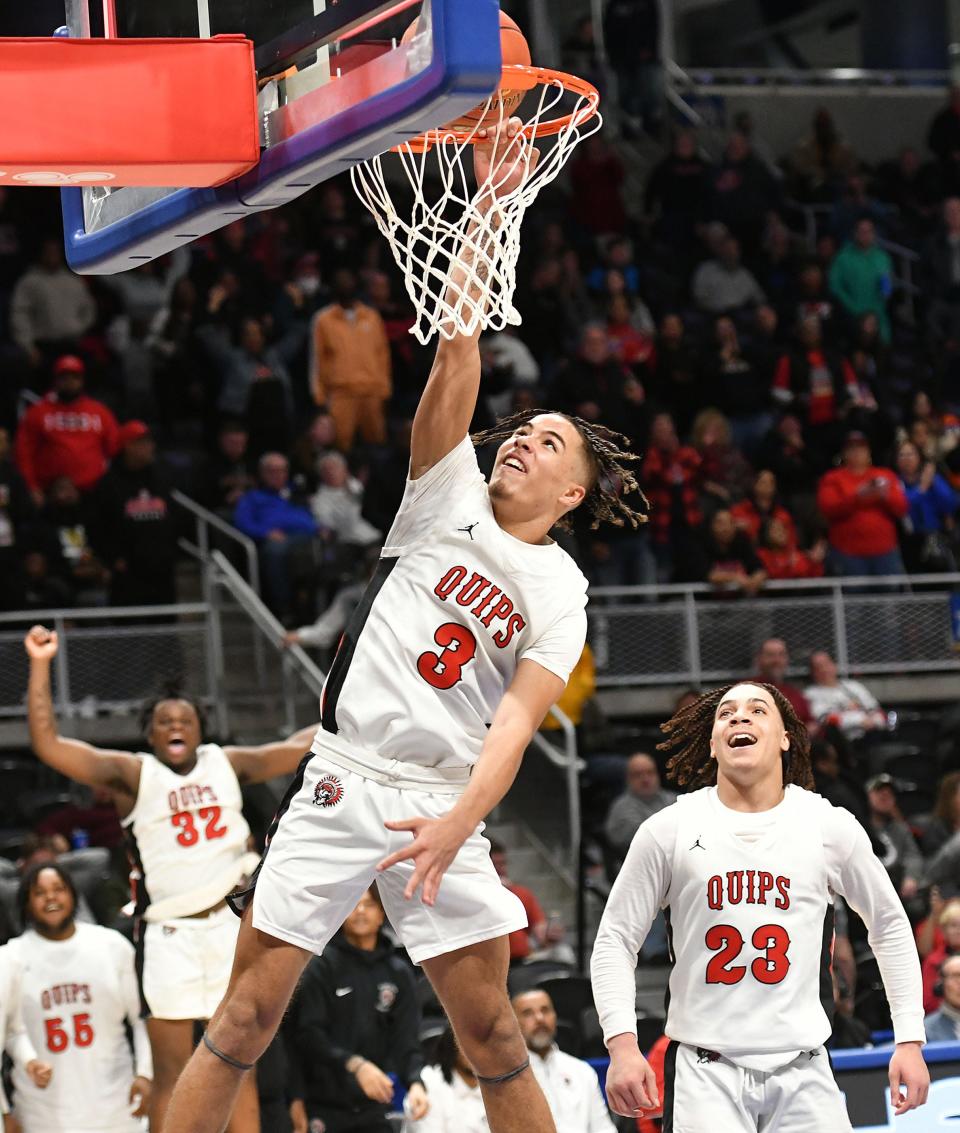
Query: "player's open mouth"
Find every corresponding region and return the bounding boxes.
[728,733,757,748]
[168,739,187,755]
[503,455,527,474]
[44,903,62,914]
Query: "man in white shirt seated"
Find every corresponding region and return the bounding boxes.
[925,954,960,1042]
[511,989,616,1133]
[805,650,887,739]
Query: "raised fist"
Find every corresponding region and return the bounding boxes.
[24,625,59,662]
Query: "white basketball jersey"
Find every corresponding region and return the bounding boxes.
[121,744,252,919]
[661,787,835,1065]
[7,925,148,1132]
[314,437,588,768]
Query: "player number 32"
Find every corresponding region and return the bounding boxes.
[705,923,791,985]
[170,806,228,847]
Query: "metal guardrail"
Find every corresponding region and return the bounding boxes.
[589,574,960,689]
[0,604,213,721]
[533,706,581,878]
[172,490,260,595]
[207,550,325,735]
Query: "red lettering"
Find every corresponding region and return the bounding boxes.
[492,612,526,648]
[707,875,723,910]
[726,871,743,905]
[472,585,501,620]
[167,790,179,812]
[745,869,757,904]
[41,991,50,1011]
[757,872,774,905]
[435,566,467,601]
[481,595,513,628]
[455,573,491,606]
[775,876,791,910]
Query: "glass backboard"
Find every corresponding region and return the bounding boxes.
[61,0,502,273]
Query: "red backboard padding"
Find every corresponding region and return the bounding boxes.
[0,36,259,187]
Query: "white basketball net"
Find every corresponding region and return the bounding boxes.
[350,77,601,343]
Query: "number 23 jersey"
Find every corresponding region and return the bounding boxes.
[592,785,925,1069]
[316,437,588,768]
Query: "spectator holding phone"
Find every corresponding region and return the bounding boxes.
[816,431,907,577]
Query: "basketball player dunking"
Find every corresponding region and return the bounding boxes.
[592,682,929,1132]
[23,628,317,1133]
[159,122,645,1133]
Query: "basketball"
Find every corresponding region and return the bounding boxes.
[402,10,531,133]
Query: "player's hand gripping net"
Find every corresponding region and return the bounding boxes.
[350,74,600,343]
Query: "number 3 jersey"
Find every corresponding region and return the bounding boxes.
[591,785,925,1070]
[6,925,152,1132]
[121,744,255,920]
[314,436,588,768]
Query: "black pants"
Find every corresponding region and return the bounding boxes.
[307,1106,392,1133]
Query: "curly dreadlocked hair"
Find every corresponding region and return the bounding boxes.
[472,408,648,531]
[657,682,814,791]
[138,678,207,736]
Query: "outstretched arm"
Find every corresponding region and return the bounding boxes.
[375,658,563,904]
[24,627,141,800]
[226,725,317,785]
[409,121,539,479]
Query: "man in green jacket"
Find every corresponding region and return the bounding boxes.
[828,217,894,342]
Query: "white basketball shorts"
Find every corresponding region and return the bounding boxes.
[247,736,528,963]
[663,1042,853,1133]
[139,904,239,1020]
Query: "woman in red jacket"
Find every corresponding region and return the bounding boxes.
[816,431,907,576]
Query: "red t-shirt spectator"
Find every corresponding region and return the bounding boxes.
[757,546,825,580]
[731,499,797,547]
[506,882,546,962]
[922,945,958,1014]
[817,465,907,557]
[15,379,119,495]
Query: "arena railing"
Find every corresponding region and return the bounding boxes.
[206,550,325,737]
[0,603,213,722]
[172,490,261,596]
[588,573,960,689]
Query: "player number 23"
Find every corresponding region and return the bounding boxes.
[417,622,477,690]
[170,806,228,847]
[705,923,791,986]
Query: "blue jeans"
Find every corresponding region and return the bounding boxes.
[827,547,906,579]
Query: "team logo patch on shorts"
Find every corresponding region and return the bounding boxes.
[313,774,344,809]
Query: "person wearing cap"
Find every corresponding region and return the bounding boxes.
[866,773,924,903]
[816,431,908,577]
[90,421,179,607]
[14,356,119,507]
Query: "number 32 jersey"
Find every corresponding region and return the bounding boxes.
[121,744,253,920]
[316,437,588,768]
[591,785,925,1069]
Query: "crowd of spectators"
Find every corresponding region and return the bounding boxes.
[7,16,960,1131]
[5,87,960,623]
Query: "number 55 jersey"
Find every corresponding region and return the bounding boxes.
[315,436,588,768]
[591,785,925,1070]
[6,924,152,1132]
